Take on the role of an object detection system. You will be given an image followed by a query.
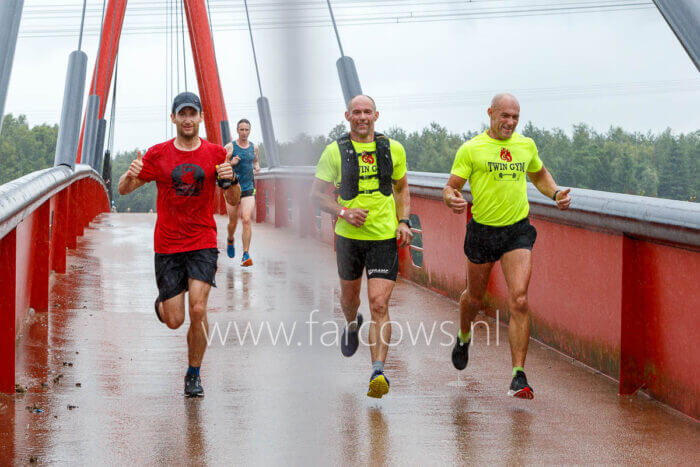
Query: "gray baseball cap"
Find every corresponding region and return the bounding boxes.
[171,92,202,115]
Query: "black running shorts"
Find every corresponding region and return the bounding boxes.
[335,235,398,281]
[154,248,218,301]
[464,217,537,264]
[241,189,255,198]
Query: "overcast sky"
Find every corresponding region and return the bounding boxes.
[5,0,700,154]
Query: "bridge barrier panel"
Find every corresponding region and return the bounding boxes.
[257,167,700,419]
[0,165,109,392]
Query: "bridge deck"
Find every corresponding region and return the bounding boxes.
[1,213,697,464]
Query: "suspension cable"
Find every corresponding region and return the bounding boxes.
[244,0,264,97]
[77,0,88,51]
[104,0,118,101]
[107,55,119,154]
[206,0,228,132]
[165,0,170,137]
[180,0,188,91]
[175,0,180,92]
[326,0,345,57]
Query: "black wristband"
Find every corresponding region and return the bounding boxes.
[399,218,411,228]
[552,190,560,201]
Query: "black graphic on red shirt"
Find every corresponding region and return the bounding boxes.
[171,163,205,196]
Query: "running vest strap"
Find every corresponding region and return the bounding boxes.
[337,132,393,200]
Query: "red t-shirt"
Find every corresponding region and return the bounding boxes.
[138,138,226,254]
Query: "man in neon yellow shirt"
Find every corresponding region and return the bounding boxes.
[311,94,412,399]
[443,93,571,399]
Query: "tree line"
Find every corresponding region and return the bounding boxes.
[1,113,697,213]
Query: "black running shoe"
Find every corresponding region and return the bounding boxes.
[508,370,534,399]
[341,313,363,357]
[184,373,204,398]
[451,335,470,370]
[154,297,164,323]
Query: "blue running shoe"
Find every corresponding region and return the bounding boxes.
[226,238,235,258]
[367,370,390,399]
[241,251,253,267]
[341,313,363,357]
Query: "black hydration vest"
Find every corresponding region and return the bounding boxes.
[337,132,393,201]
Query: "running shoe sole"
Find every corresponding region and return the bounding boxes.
[241,258,253,267]
[367,374,390,399]
[507,387,534,399]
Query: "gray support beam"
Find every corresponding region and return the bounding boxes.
[81,94,100,168]
[336,56,362,107]
[54,50,88,169]
[653,0,700,71]
[0,0,24,140]
[93,118,107,172]
[257,96,280,167]
[220,120,232,146]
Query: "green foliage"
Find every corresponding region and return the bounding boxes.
[110,149,157,212]
[0,114,57,185]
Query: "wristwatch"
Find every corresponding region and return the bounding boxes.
[399,218,411,228]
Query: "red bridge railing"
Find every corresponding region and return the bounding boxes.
[0,164,110,393]
[255,167,700,419]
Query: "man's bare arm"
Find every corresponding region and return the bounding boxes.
[442,174,468,214]
[118,150,148,195]
[528,166,571,210]
[393,175,411,220]
[310,177,368,228]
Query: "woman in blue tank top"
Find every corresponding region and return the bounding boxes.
[224,119,260,266]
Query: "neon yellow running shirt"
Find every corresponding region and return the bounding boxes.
[451,131,542,227]
[315,138,407,240]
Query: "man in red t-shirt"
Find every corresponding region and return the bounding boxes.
[118,92,241,397]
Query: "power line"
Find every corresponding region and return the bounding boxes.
[19,1,656,38]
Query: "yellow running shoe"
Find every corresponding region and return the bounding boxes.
[367,370,390,399]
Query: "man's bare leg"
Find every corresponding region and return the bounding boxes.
[501,248,534,399]
[367,278,395,364]
[461,260,495,336]
[160,292,186,330]
[239,196,255,253]
[366,278,394,398]
[226,202,239,240]
[186,278,212,368]
[452,260,494,370]
[339,278,362,323]
[500,249,532,368]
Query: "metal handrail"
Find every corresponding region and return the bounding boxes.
[256,166,700,247]
[0,164,107,239]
